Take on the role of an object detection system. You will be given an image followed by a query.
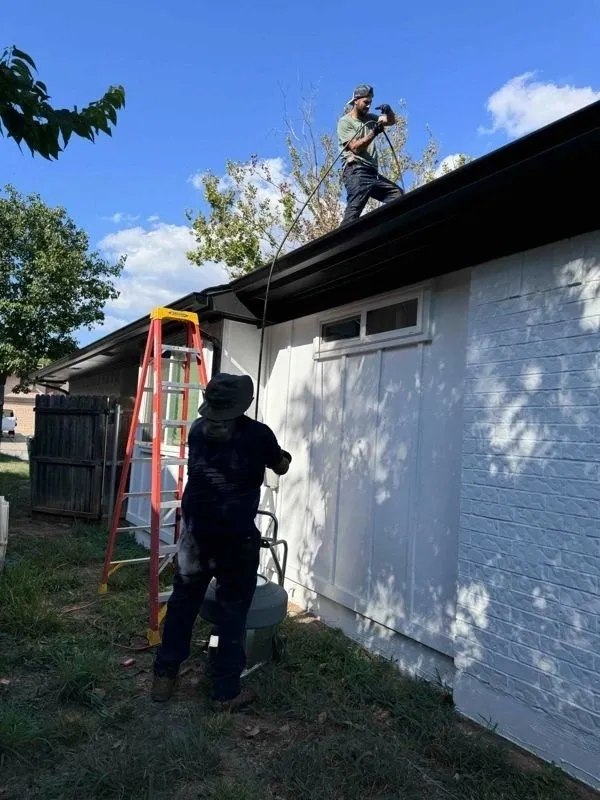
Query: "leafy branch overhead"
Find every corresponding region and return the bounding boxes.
[0,45,125,159]
[187,98,471,278]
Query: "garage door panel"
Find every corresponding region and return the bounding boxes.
[305,358,344,586]
[335,352,380,598]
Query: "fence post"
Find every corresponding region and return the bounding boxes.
[0,496,8,571]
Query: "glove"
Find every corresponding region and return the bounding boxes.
[372,121,385,136]
[375,103,393,115]
[281,449,292,464]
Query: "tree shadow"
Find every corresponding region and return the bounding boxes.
[259,271,469,680]
[452,235,600,785]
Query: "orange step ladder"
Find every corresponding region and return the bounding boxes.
[99,306,208,645]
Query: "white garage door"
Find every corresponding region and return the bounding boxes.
[263,273,469,657]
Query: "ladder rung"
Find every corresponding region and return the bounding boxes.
[161,345,202,355]
[130,457,187,465]
[123,490,177,498]
[162,381,204,390]
[159,588,173,604]
[160,500,181,509]
[163,420,193,428]
[109,546,174,567]
[115,522,176,532]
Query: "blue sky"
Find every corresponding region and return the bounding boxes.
[4,0,599,345]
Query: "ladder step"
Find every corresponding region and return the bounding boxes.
[161,345,202,355]
[115,522,176,532]
[109,546,175,566]
[159,588,173,604]
[159,500,181,509]
[163,420,193,428]
[162,381,204,390]
[123,490,177,498]
[130,457,187,465]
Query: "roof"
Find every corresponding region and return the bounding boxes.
[35,98,600,385]
[203,98,600,324]
[34,294,218,385]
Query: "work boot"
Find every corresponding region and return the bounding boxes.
[212,686,256,713]
[151,674,176,703]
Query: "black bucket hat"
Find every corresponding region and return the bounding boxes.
[198,373,254,421]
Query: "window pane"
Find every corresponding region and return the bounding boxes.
[366,298,418,336]
[321,316,361,343]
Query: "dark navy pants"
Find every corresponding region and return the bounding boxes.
[154,522,260,701]
[341,162,404,224]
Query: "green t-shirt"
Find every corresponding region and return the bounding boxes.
[337,113,379,169]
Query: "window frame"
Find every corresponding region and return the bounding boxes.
[314,284,432,360]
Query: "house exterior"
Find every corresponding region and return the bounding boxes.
[1,375,49,437]
[35,100,600,789]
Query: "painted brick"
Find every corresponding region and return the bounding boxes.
[564,479,600,501]
[463,661,509,691]
[543,565,598,594]
[469,532,514,554]
[470,470,564,495]
[559,586,600,615]
[513,508,565,531]
[546,495,600,520]
[510,608,561,639]
[560,626,600,654]
[460,513,499,535]
[539,635,597,672]
[561,550,600,576]
[458,234,600,780]
[543,459,596,480]
[510,573,560,602]
[487,652,552,689]
[462,499,515,521]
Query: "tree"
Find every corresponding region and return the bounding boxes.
[0,185,124,428]
[0,45,125,160]
[187,98,471,278]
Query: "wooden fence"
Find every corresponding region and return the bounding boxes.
[30,395,112,520]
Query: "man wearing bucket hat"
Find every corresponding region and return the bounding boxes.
[152,373,291,709]
[337,84,404,225]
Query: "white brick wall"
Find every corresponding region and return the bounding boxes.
[454,231,600,790]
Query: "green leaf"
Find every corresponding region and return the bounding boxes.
[12,48,37,70]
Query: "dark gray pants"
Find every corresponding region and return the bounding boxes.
[341,163,403,224]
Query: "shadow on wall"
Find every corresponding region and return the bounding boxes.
[259,273,469,680]
[453,236,600,765]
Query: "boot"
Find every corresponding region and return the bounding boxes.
[212,686,256,713]
[151,674,176,703]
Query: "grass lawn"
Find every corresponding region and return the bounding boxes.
[0,454,597,799]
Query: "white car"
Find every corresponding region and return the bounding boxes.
[1,409,17,436]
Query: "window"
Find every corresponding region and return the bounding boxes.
[321,315,361,343]
[366,298,418,335]
[316,287,431,359]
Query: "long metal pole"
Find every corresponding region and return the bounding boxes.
[107,402,121,523]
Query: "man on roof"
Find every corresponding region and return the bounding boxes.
[337,84,404,225]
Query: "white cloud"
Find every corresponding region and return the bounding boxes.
[435,153,469,177]
[480,73,600,139]
[87,222,228,340]
[190,157,288,210]
[147,214,160,224]
[103,211,140,225]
